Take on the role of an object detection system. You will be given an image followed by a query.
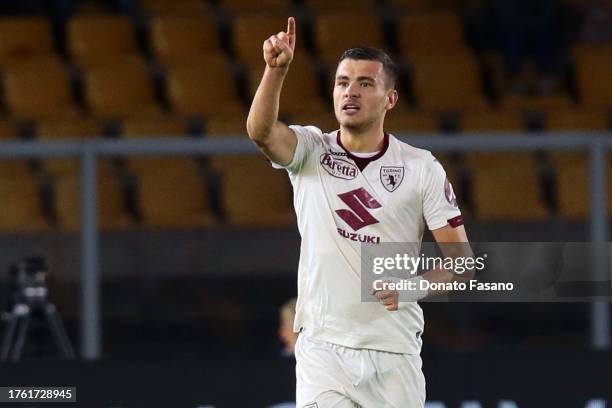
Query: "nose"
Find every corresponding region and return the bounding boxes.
[344,81,360,99]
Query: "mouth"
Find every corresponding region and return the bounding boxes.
[341,102,361,114]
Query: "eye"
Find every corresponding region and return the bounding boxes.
[337,81,348,87]
[361,82,372,87]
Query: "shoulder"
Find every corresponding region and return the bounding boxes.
[389,134,439,168]
[288,124,338,147]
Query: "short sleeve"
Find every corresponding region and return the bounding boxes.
[270,125,322,174]
[422,154,462,230]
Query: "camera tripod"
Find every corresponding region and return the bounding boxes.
[1,300,75,362]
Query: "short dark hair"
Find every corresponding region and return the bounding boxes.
[339,47,399,89]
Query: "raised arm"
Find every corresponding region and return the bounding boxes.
[246,17,298,166]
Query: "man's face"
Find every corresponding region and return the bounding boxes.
[333,58,397,133]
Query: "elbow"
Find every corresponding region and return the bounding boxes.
[246,120,271,146]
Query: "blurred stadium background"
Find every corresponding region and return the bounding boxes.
[0,0,610,406]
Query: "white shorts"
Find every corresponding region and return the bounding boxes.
[295,333,426,408]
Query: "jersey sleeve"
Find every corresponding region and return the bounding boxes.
[270,125,322,174]
[422,154,462,230]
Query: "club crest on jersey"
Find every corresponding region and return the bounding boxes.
[320,153,358,180]
[380,166,404,192]
[444,177,458,207]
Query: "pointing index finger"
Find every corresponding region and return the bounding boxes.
[286,16,296,37]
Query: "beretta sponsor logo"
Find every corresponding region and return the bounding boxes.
[320,153,358,180]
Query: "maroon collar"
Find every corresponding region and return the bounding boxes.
[336,130,390,171]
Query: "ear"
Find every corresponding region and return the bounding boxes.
[386,89,399,110]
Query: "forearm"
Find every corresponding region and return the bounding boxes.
[247,66,289,144]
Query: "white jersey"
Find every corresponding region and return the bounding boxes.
[273,125,462,354]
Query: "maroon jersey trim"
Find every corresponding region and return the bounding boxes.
[447,215,464,228]
[336,131,390,172]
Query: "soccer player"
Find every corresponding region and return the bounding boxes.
[247,17,471,408]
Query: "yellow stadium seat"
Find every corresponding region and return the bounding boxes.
[233,14,293,67]
[167,55,244,116]
[2,57,81,120]
[123,115,190,175]
[546,109,610,131]
[548,150,612,220]
[573,45,612,108]
[37,118,104,175]
[466,150,550,220]
[398,12,468,57]
[547,108,611,219]
[139,0,210,14]
[315,12,384,65]
[135,159,216,228]
[389,0,464,9]
[84,57,162,119]
[0,120,49,231]
[219,0,291,13]
[411,51,489,111]
[53,169,133,230]
[500,94,574,111]
[384,110,440,134]
[0,121,35,189]
[150,15,220,65]
[123,115,187,138]
[305,0,376,11]
[0,18,54,63]
[68,15,138,67]
[210,155,295,226]
[0,175,48,232]
[289,110,340,134]
[461,110,525,131]
[206,114,248,138]
[249,52,328,116]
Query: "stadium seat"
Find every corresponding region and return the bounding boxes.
[0,17,54,63]
[123,115,190,179]
[0,121,35,181]
[123,115,187,138]
[572,45,612,108]
[289,111,340,134]
[53,165,133,230]
[206,114,248,138]
[0,121,49,231]
[398,11,468,57]
[314,12,384,64]
[122,115,206,228]
[411,52,489,111]
[461,110,525,131]
[232,14,294,67]
[465,149,550,220]
[218,0,291,13]
[210,155,295,226]
[134,158,216,228]
[547,109,612,219]
[546,109,610,131]
[305,0,376,11]
[139,0,210,14]
[389,0,463,9]
[499,94,575,111]
[150,14,221,65]
[37,118,104,175]
[384,110,440,134]
[2,57,81,120]
[68,15,138,67]
[461,111,546,219]
[167,55,244,117]
[84,57,162,119]
[0,175,48,232]
[249,52,328,116]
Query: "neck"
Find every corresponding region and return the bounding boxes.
[339,120,385,153]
